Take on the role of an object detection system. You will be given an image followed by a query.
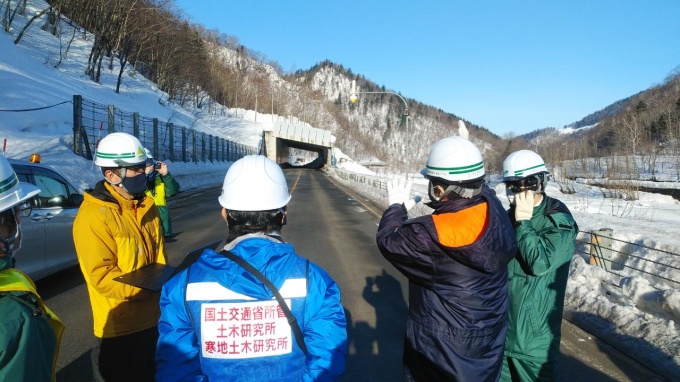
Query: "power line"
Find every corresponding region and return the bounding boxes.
[0,100,71,112]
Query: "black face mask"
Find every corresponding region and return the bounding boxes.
[121,172,147,196]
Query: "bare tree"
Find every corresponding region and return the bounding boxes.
[2,0,23,32]
[13,4,51,44]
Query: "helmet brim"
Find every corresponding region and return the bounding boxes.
[0,182,40,213]
[502,171,549,183]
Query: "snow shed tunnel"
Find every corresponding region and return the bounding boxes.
[261,123,333,169]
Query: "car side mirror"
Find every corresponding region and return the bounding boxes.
[46,195,66,207]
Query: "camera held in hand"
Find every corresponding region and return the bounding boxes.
[154,162,162,169]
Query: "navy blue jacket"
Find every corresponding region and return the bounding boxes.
[376,185,517,381]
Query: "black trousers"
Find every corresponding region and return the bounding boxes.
[92,326,158,382]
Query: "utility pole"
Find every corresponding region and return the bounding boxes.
[350,79,410,178]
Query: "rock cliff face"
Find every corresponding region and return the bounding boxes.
[209,49,502,173]
[299,62,501,173]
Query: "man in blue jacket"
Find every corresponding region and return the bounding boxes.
[376,133,517,382]
[156,155,347,381]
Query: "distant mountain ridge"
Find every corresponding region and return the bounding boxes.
[520,68,680,166]
[563,94,638,129]
[520,94,637,142]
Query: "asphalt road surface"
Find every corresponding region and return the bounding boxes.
[37,168,669,381]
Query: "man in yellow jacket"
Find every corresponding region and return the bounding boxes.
[0,153,64,382]
[73,133,165,382]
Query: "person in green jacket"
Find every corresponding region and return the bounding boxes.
[499,150,579,382]
[144,148,180,239]
[0,153,64,381]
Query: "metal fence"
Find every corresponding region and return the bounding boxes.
[72,95,258,163]
[580,229,680,289]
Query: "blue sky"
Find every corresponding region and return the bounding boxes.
[174,1,680,137]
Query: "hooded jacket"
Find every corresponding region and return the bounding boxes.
[501,195,578,380]
[73,180,165,338]
[376,184,517,382]
[156,234,347,382]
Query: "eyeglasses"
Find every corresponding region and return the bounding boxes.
[505,176,540,193]
[126,163,146,174]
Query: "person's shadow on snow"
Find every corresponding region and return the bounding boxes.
[342,269,408,382]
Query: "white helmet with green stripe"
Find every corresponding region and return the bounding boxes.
[502,150,548,182]
[0,154,40,213]
[420,136,485,183]
[94,132,147,168]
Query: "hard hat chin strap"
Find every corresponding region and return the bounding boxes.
[105,168,125,186]
[447,184,482,199]
[429,182,482,201]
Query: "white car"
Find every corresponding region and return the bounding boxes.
[9,158,83,280]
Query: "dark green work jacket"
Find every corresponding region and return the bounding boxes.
[504,196,578,365]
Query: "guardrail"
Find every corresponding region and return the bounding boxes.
[334,169,388,191]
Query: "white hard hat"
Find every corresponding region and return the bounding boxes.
[0,154,40,213]
[420,136,485,183]
[218,155,291,211]
[94,132,147,168]
[502,150,549,182]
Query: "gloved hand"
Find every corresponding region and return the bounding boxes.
[404,192,423,211]
[387,178,422,211]
[514,190,535,221]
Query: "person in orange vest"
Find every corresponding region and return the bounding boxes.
[144,148,180,240]
[376,131,518,381]
[0,153,64,381]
